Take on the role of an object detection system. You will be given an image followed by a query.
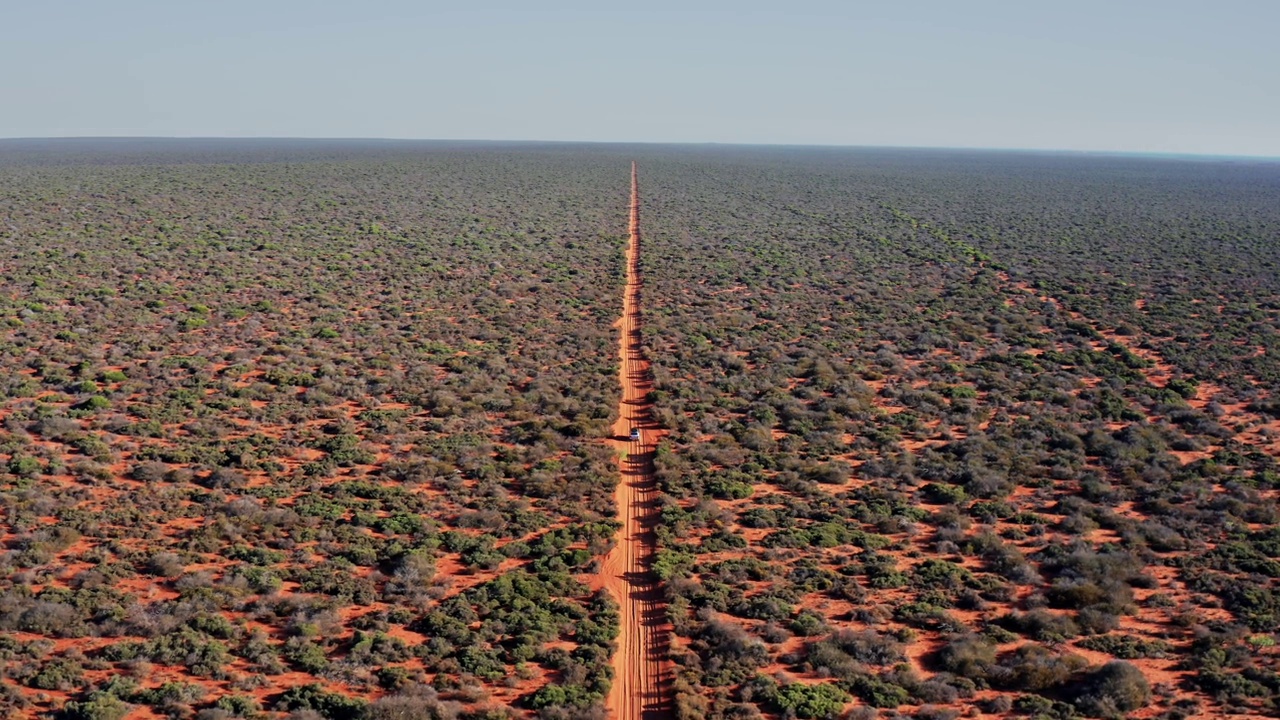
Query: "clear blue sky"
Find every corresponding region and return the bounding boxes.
[3,0,1276,156]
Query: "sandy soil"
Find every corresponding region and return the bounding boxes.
[600,163,671,720]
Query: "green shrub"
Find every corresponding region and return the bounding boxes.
[284,638,328,673]
[770,680,850,719]
[215,694,262,716]
[936,635,996,681]
[922,483,967,504]
[843,673,910,708]
[1076,634,1170,659]
[275,684,365,720]
[57,694,130,720]
[29,657,84,690]
[8,455,42,477]
[527,683,599,709]
[1072,661,1151,718]
[995,645,1088,692]
[653,548,697,580]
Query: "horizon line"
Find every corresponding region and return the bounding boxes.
[2,135,1278,162]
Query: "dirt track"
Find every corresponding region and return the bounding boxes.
[601,162,670,720]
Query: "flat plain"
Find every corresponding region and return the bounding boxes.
[1,140,1278,720]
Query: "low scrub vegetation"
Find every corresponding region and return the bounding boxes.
[1,141,1278,718]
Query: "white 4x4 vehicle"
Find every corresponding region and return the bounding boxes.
[629,427,641,442]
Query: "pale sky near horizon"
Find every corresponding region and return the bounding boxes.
[2,0,1277,156]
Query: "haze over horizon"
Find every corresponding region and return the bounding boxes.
[3,0,1277,158]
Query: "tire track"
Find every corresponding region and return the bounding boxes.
[601,162,671,720]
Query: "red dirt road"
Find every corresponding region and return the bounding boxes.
[601,162,671,720]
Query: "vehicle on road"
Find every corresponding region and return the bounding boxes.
[629,427,641,442]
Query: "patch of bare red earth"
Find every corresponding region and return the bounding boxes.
[596,163,672,720]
